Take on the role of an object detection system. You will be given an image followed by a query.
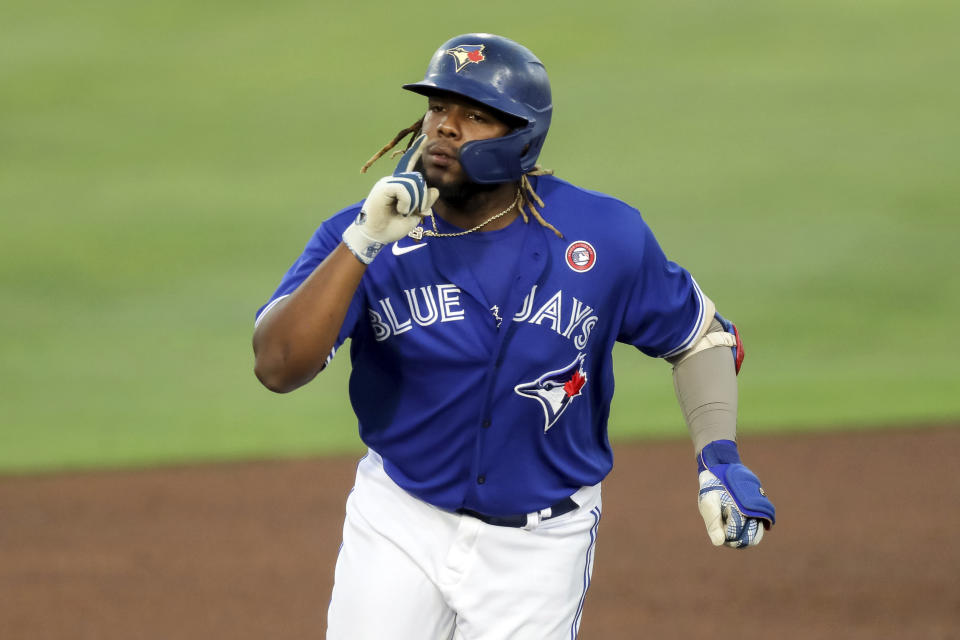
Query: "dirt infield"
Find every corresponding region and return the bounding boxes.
[2,426,958,639]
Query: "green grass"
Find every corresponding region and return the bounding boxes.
[2,0,958,473]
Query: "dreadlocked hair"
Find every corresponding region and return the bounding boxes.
[519,166,561,238]
[360,120,562,239]
[359,118,424,175]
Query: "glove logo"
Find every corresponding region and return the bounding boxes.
[565,241,596,273]
[514,353,588,433]
[445,45,486,72]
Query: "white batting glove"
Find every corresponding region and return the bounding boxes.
[696,440,775,549]
[698,470,765,548]
[343,135,438,264]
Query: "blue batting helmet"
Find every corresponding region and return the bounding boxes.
[403,33,552,184]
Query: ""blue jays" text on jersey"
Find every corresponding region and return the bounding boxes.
[257,176,709,516]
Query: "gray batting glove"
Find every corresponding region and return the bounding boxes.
[696,440,775,549]
[698,470,765,547]
[342,135,438,264]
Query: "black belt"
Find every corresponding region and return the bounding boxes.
[457,497,579,528]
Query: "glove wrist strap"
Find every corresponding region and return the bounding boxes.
[697,439,740,472]
[342,224,383,265]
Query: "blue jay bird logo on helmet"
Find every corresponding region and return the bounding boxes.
[445,45,486,72]
[515,354,588,433]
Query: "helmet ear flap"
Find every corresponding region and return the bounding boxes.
[459,135,519,184]
[521,134,546,168]
[459,126,537,184]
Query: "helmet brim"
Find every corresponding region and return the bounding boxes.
[403,79,537,127]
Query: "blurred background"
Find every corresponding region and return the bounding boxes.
[2,0,957,473]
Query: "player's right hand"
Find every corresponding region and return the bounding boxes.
[393,133,430,175]
[342,136,438,264]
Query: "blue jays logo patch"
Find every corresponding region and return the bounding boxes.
[514,354,588,433]
[445,45,486,72]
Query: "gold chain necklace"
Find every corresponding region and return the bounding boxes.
[408,190,521,241]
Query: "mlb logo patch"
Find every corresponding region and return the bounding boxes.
[445,45,486,72]
[565,241,596,273]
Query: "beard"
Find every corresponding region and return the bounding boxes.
[414,158,501,210]
[435,179,502,210]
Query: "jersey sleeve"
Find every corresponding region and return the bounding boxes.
[254,206,365,363]
[617,223,710,358]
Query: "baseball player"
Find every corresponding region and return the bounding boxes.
[253,33,775,639]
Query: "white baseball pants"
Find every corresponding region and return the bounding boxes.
[326,450,602,640]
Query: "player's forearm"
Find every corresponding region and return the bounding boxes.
[253,243,365,393]
[672,344,738,454]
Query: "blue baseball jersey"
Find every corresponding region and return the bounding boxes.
[257,175,708,515]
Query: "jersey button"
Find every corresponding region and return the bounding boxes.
[477,475,486,485]
[482,419,491,429]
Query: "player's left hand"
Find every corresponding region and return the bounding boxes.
[696,440,775,548]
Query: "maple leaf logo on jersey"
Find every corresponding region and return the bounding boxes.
[445,45,486,72]
[514,353,588,433]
